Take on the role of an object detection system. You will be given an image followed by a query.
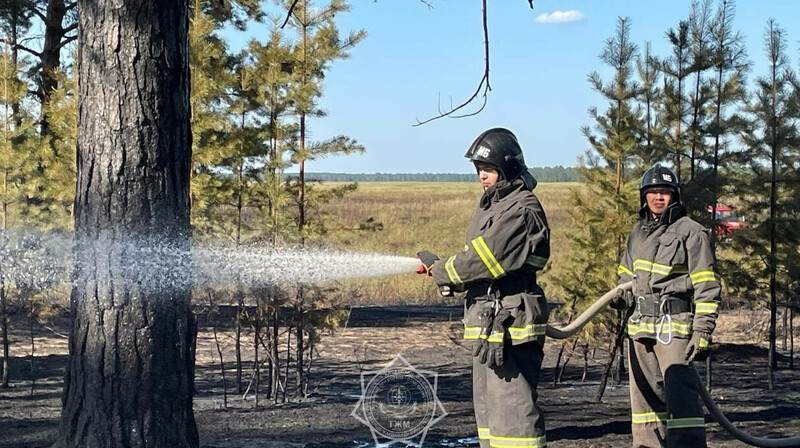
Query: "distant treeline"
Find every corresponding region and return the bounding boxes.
[295,166,579,183]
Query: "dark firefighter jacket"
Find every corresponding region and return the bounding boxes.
[431,177,550,346]
[617,203,721,341]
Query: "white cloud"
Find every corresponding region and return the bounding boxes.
[535,10,585,24]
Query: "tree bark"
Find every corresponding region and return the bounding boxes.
[55,1,198,446]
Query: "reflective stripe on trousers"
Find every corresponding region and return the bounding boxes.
[628,337,707,448]
[473,342,546,448]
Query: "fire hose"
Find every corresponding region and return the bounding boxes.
[544,281,800,447]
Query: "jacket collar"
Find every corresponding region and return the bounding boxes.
[639,201,686,231]
[479,178,528,209]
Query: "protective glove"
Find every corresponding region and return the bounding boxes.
[472,306,494,362]
[415,251,439,276]
[684,331,712,363]
[609,288,634,310]
[473,307,514,369]
[438,285,454,297]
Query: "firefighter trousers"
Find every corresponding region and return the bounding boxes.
[473,341,546,448]
[627,337,706,448]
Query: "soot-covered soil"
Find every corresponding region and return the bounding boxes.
[1,306,799,448]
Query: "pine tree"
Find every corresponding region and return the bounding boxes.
[636,41,664,165]
[707,0,747,241]
[281,0,365,396]
[736,20,800,390]
[662,20,692,179]
[685,0,715,184]
[561,17,643,400]
[0,0,35,124]
[283,0,366,245]
[189,0,236,238]
[0,38,41,389]
[248,25,296,245]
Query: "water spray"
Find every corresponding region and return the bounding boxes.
[0,230,422,292]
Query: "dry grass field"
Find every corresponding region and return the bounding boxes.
[316,181,579,304]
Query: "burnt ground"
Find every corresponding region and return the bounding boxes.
[1,306,799,448]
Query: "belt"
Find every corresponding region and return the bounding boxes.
[636,295,691,317]
[487,271,538,301]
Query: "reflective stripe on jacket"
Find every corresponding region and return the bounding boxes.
[617,204,721,340]
[431,177,550,346]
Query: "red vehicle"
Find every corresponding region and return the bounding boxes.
[707,205,746,237]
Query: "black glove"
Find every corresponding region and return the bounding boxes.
[416,251,439,276]
[472,306,494,361]
[609,288,634,310]
[685,331,711,363]
[473,307,513,369]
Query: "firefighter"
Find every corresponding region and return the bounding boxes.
[417,128,550,448]
[613,164,721,448]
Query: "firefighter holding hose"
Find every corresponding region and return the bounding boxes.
[613,164,721,448]
[417,128,550,448]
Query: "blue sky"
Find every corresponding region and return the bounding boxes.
[227,1,800,174]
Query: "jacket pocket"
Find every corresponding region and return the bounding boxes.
[506,292,549,346]
[479,216,493,231]
[656,232,685,267]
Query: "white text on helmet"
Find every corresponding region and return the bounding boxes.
[476,146,491,158]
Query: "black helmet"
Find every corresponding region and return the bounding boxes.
[465,128,529,181]
[639,163,680,208]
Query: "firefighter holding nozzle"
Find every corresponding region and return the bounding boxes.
[613,164,721,448]
[417,128,551,448]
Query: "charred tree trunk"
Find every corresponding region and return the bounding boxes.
[284,326,291,403]
[28,305,34,396]
[790,305,794,370]
[235,288,243,394]
[55,1,198,447]
[581,344,589,383]
[556,338,579,385]
[271,297,280,403]
[253,314,260,408]
[551,342,567,387]
[295,289,304,398]
[783,305,789,351]
[212,325,227,409]
[264,303,273,399]
[595,312,630,403]
[1,277,8,388]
